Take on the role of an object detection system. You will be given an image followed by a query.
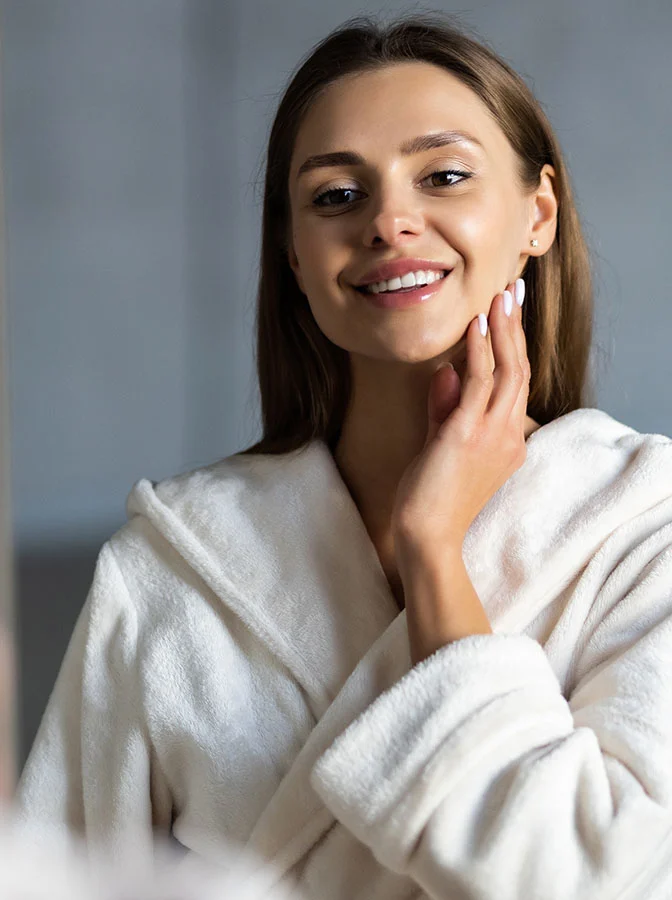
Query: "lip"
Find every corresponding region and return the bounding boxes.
[353,257,452,287]
[357,269,451,309]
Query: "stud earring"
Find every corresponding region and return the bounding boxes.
[530,239,539,247]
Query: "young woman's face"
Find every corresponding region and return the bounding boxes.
[287,61,540,365]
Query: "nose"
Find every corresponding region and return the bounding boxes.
[360,184,426,247]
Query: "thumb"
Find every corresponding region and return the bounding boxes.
[425,363,461,448]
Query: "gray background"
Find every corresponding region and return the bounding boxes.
[2,0,670,766]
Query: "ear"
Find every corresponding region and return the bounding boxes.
[527,163,558,256]
[287,239,306,295]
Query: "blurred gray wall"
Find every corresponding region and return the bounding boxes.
[2,0,671,764]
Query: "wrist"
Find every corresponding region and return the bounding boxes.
[398,545,464,599]
[392,508,468,556]
[396,541,492,665]
[394,531,465,579]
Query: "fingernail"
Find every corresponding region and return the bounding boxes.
[503,290,513,317]
[478,313,488,337]
[514,278,526,306]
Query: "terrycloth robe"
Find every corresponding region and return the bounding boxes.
[13,407,672,899]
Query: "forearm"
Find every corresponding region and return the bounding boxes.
[399,545,493,666]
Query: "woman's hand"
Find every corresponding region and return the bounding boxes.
[392,278,530,563]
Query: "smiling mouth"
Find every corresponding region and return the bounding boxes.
[353,270,452,294]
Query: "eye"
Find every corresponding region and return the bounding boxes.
[424,168,472,188]
[311,168,472,210]
[312,186,364,209]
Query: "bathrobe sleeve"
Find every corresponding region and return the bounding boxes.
[310,538,672,899]
[13,541,172,862]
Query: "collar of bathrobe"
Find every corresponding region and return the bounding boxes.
[125,406,672,884]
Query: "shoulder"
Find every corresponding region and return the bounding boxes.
[467,408,672,595]
[531,406,672,450]
[124,440,322,529]
[524,407,672,496]
[98,440,328,625]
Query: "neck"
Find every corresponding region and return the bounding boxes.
[333,356,431,536]
[332,354,540,546]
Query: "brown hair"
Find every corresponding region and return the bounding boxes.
[239,11,595,457]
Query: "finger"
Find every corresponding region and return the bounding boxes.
[455,304,497,430]
[428,364,461,427]
[486,285,524,420]
[509,278,530,375]
[426,365,461,446]
[509,278,532,432]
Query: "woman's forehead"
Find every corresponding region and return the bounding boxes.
[290,65,509,181]
[308,64,489,128]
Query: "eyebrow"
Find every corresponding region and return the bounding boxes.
[296,130,484,179]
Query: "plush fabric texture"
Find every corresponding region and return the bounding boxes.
[13,407,672,899]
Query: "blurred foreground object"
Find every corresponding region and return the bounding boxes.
[0,815,304,899]
[0,632,13,801]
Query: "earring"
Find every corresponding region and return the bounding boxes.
[530,239,539,247]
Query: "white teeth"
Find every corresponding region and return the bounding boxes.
[365,269,447,294]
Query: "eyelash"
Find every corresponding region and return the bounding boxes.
[311,168,472,209]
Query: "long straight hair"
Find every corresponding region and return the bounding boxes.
[239,12,595,457]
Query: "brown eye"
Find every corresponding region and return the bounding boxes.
[425,169,471,188]
[312,187,363,208]
[311,168,471,210]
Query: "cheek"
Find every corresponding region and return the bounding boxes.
[447,192,509,251]
[294,221,327,270]
[295,223,349,293]
[444,193,518,285]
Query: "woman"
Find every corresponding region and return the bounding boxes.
[13,12,672,899]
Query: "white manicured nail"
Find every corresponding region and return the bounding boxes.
[503,290,513,317]
[514,278,526,306]
[478,313,488,336]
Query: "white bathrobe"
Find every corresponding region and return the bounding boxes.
[13,407,672,899]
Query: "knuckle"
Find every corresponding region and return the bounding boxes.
[456,416,483,448]
[446,408,473,443]
[455,419,477,446]
[501,429,524,458]
[476,371,494,392]
[505,433,521,456]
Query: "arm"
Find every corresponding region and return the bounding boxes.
[12,541,171,864]
[310,523,672,900]
[401,545,492,666]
